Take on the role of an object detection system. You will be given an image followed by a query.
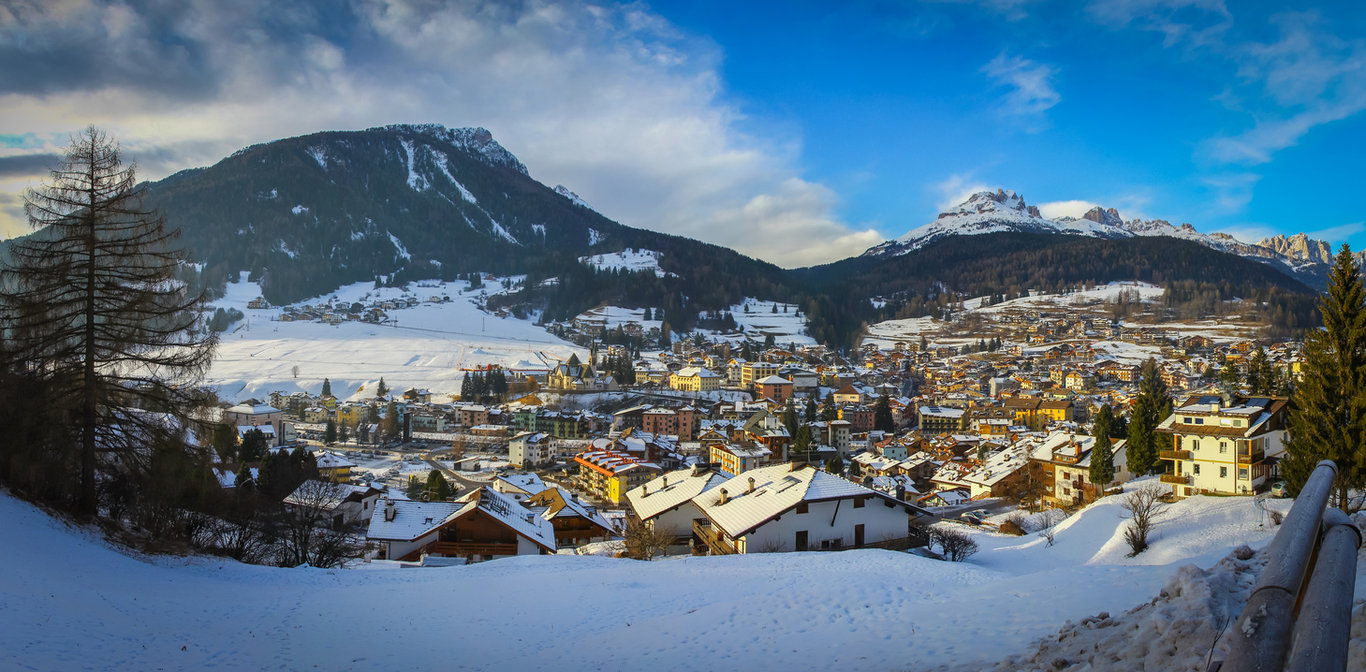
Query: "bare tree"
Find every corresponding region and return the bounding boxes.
[929,526,979,562]
[277,479,367,568]
[623,519,675,560]
[1121,485,1169,556]
[2,127,215,516]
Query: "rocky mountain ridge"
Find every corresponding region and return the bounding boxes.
[866,189,1348,287]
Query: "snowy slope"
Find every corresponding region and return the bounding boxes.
[3,480,1340,672]
[206,276,584,402]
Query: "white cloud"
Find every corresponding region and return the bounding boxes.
[932,173,994,211]
[1206,11,1366,165]
[1305,221,1366,246]
[1036,200,1100,220]
[1201,173,1261,212]
[981,52,1060,121]
[0,0,867,266]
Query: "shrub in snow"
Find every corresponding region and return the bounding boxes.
[999,516,1027,536]
[1121,485,1168,557]
[930,527,979,562]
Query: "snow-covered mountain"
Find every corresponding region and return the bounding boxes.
[864,189,1346,287]
[863,190,1131,256]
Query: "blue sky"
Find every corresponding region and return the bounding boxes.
[0,0,1363,265]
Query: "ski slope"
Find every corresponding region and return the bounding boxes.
[205,276,585,402]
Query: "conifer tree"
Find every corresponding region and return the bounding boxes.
[426,470,451,500]
[2,127,216,515]
[338,421,349,444]
[376,377,388,398]
[1090,429,1115,494]
[805,397,817,423]
[321,378,332,397]
[1282,245,1366,509]
[1126,358,1170,475]
[874,395,895,432]
[324,419,337,446]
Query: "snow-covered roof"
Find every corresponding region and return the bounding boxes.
[314,451,355,469]
[493,473,547,496]
[226,403,280,416]
[366,487,555,551]
[694,464,917,538]
[625,466,729,521]
[366,500,463,542]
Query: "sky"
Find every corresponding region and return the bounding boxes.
[1,0,1364,267]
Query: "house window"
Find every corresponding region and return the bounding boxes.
[1239,468,1249,480]
[853,496,865,508]
[1220,442,1228,453]
[795,530,808,551]
[796,502,809,514]
[1220,466,1228,478]
[1194,464,1201,475]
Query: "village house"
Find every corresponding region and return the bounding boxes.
[523,488,616,548]
[221,401,284,447]
[1156,394,1289,498]
[670,366,722,392]
[284,480,383,528]
[624,465,730,549]
[509,432,553,469]
[367,487,556,563]
[690,463,925,555]
[574,448,663,505]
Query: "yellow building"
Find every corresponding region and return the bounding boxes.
[671,366,722,392]
[574,449,662,504]
[740,361,781,390]
[336,404,364,426]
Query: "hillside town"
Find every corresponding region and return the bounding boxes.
[208,287,1299,566]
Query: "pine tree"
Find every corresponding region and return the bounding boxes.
[1126,358,1170,475]
[405,475,425,499]
[2,127,216,515]
[1090,431,1115,494]
[235,463,254,490]
[239,429,269,463]
[1092,404,1114,440]
[426,469,451,501]
[376,377,388,398]
[874,396,895,432]
[825,454,844,475]
[338,421,349,444]
[321,378,332,397]
[1282,245,1366,509]
[805,397,817,422]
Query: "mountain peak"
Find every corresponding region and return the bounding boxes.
[369,124,528,175]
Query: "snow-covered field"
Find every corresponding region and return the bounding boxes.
[9,479,1362,672]
[862,281,1263,350]
[205,277,585,403]
[578,248,670,277]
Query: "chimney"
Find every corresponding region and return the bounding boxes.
[383,499,396,522]
[662,476,668,488]
[692,463,706,476]
[747,477,756,494]
[717,488,729,505]
[642,484,649,497]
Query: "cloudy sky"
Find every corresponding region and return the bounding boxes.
[1,0,1364,266]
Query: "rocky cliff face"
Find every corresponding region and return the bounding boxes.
[1257,233,1336,265]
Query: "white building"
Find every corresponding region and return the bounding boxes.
[690,463,924,554]
[624,465,729,546]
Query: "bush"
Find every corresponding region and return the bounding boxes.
[998,516,1027,536]
[929,527,979,562]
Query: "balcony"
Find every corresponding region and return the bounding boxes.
[1160,473,1191,485]
[1236,450,1265,465]
[692,519,736,556]
[425,541,519,557]
[1159,450,1193,461]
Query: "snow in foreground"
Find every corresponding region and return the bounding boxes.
[5,486,1364,672]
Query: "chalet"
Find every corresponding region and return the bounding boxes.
[690,463,925,555]
[1032,431,1132,506]
[625,465,729,547]
[284,480,383,528]
[491,473,547,501]
[366,487,556,563]
[523,488,616,548]
[314,451,356,482]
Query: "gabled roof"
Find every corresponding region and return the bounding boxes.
[365,487,556,552]
[493,473,547,496]
[625,467,729,521]
[693,464,921,538]
[525,487,614,534]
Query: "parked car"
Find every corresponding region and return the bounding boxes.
[1270,481,1288,498]
[959,509,990,525]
